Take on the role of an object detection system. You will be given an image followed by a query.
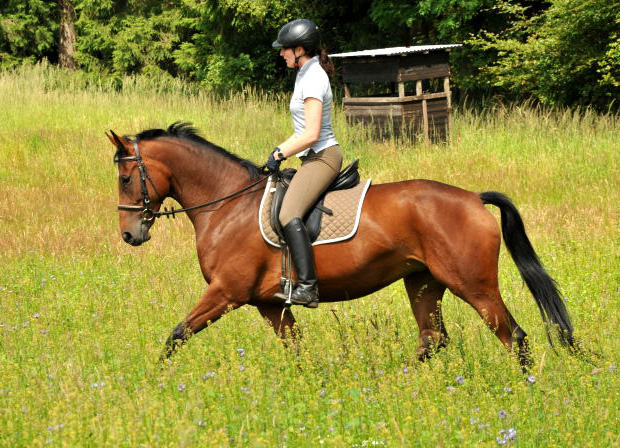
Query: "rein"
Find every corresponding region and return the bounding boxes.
[116,140,269,223]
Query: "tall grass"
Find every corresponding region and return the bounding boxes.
[0,65,619,447]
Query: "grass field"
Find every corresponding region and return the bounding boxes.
[1,64,619,447]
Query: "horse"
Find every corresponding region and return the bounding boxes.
[108,122,576,370]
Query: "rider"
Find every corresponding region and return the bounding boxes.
[265,19,343,308]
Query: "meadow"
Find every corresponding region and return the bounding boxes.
[0,64,619,447]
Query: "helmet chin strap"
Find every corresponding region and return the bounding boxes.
[294,48,305,69]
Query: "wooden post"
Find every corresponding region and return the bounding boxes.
[398,82,405,98]
[344,83,351,98]
[417,80,429,144]
[444,76,452,143]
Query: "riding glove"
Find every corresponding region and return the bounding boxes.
[264,149,283,173]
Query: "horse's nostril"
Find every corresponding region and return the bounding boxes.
[122,232,133,243]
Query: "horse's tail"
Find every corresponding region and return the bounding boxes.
[480,191,575,349]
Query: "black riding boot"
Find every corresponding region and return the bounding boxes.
[279,217,319,308]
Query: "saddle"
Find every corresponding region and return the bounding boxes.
[269,159,361,243]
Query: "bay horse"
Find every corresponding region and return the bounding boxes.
[108,122,576,370]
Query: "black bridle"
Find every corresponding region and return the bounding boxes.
[115,140,269,223]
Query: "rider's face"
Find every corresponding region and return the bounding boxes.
[280,47,303,68]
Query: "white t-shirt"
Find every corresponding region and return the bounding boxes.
[290,56,339,157]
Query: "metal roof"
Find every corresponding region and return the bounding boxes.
[330,44,461,58]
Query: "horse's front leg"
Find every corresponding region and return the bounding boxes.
[160,283,242,361]
[256,303,300,343]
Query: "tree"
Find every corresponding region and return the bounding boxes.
[469,0,620,108]
[59,0,78,69]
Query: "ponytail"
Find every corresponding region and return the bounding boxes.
[306,47,335,79]
[318,48,335,79]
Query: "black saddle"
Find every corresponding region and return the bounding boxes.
[270,159,361,243]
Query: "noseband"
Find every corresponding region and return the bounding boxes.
[115,140,269,223]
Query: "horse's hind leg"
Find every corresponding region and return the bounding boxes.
[461,287,531,370]
[429,258,532,370]
[404,271,449,361]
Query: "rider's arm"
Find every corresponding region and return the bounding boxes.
[275,97,322,159]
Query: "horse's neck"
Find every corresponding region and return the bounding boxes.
[165,145,254,232]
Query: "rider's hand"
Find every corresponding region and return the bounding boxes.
[264,147,285,173]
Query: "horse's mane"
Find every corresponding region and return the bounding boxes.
[133,122,261,178]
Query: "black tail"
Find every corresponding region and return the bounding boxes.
[480,191,575,349]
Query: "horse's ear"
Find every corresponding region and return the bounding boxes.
[108,130,131,160]
[107,130,126,147]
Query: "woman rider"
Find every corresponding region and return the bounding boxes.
[265,19,343,309]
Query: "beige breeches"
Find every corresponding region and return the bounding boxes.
[279,145,343,226]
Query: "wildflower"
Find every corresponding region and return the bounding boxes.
[446,385,455,392]
[237,365,245,371]
[32,312,40,319]
[202,372,216,380]
[526,375,536,384]
[455,375,465,384]
[319,389,326,397]
[197,419,207,427]
[499,410,507,419]
[496,437,507,445]
[504,428,517,440]
[237,348,245,357]
[609,364,616,373]
[178,384,186,392]
[403,367,409,374]
[470,417,478,425]
[503,387,513,394]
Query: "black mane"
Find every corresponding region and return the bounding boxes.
[133,122,261,178]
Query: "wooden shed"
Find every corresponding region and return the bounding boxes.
[330,45,461,143]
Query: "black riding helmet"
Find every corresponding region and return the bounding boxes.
[272,19,319,52]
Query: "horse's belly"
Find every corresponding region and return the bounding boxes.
[318,257,426,301]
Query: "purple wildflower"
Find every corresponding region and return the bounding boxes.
[201,372,216,380]
[526,375,536,384]
[178,384,186,392]
[499,410,507,419]
[504,428,517,440]
[503,387,513,394]
[455,375,465,384]
[237,365,245,371]
[237,348,245,357]
[32,312,40,319]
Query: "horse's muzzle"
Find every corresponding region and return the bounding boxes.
[122,229,151,246]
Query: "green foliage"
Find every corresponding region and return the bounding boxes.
[0,0,59,68]
[1,0,619,108]
[469,0,620,107]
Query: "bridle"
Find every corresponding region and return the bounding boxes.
[115,140,269,223]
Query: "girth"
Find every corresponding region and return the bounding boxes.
[269,159,360,243]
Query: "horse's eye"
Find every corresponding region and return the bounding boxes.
[121,175,131,185]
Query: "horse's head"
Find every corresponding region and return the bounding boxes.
[107,131,171,246]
